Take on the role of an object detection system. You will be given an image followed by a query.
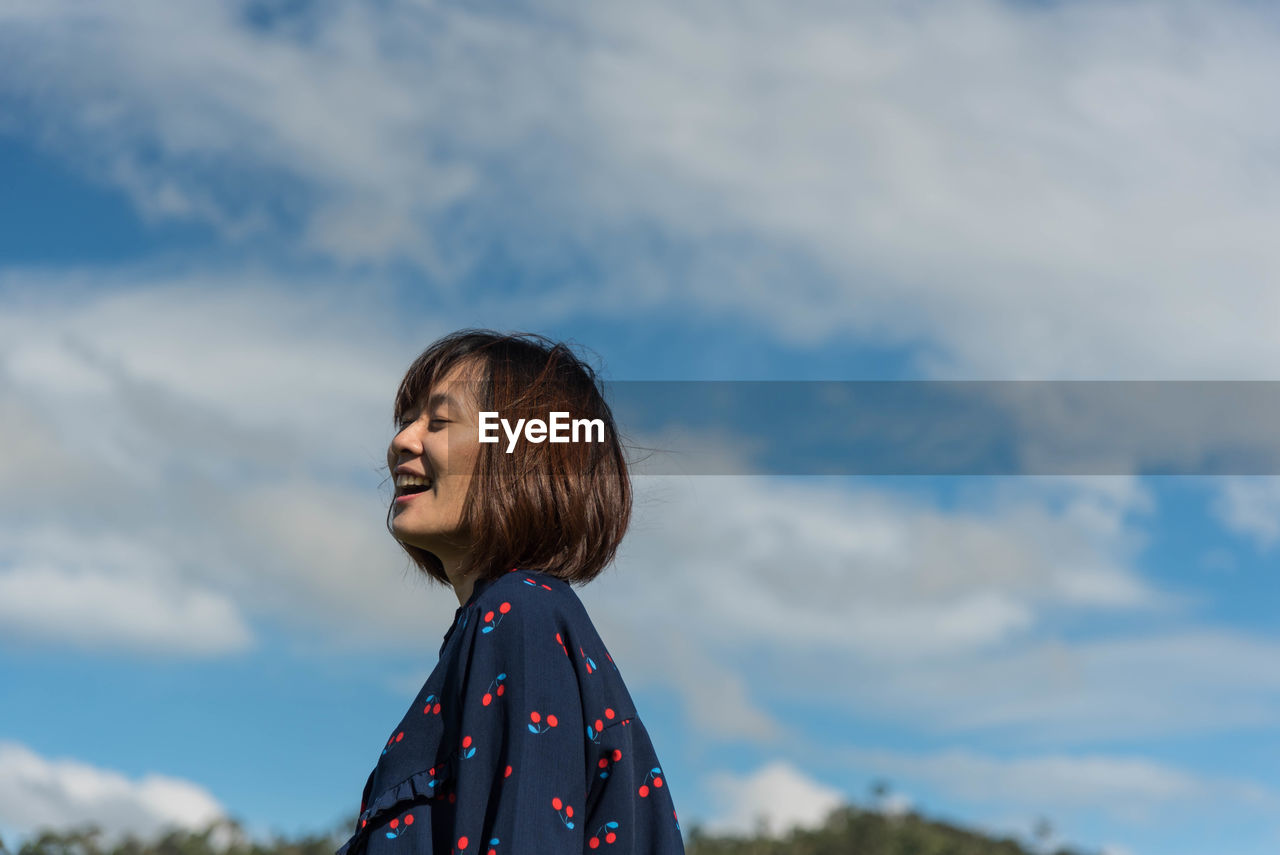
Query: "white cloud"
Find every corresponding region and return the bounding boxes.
[829,743,1280,826]
[6,1,1280,380]
[796,628,1280,744]
[0,527,252,656]
[0,278,470,655]
[576,476,1280,747]
[0,741,224,841]
[703,760,846,837]
[1210,476,1280,550]
[597,475,1168,662]
[0,562,251,656]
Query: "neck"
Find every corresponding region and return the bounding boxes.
[444,559,481,606]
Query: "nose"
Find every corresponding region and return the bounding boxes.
[389,422,423,466]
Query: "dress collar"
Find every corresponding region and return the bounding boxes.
[439,572,501,657]
[462,573,495,609]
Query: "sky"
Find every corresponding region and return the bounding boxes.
[2,1,1280,854]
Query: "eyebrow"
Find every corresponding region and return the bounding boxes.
[404,392,464,418]
[427,392,463,411]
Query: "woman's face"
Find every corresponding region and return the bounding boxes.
[387,360,484,567]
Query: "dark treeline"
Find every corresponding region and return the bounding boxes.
[0,798,1096,855]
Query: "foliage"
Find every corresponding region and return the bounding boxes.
[10,817,351,855]
[683,803,1099,855]
[10,802,1099,855]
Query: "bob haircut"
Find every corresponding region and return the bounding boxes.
[385,329,632,588]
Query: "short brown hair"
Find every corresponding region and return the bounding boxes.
[385,329,632,588]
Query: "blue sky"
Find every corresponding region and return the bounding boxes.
[3,2,1280,854]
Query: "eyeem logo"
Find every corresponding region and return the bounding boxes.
[479,412,605,453]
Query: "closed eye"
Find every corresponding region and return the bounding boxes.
[397,416,449,430]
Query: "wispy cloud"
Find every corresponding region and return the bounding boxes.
[831,742,1280,825]
[6,1,1280,377]
[1210,476,1280,550]
[0,531,252,656]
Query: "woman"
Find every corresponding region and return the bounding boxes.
[336,330,685,855]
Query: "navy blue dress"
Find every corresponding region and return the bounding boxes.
[336,568,686,855]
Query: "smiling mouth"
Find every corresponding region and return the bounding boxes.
[395,481,433,502]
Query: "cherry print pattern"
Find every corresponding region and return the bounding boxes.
[589,821,621,848]
[638,766,664,798]
[586,707,617,742]
[595,747,624,780]
[481,601,511,634]
[481,673,506,706]
[338,568,684,855]
[552,796,575,829]
[384,810,415,840]
[527,710,559,734]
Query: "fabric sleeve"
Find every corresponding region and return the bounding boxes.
[584,717,686,854]
[445,589,589,854]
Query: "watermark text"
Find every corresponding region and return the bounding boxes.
[478,411,605,452]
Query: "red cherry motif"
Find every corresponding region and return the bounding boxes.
[499,601,511,614]
[552,797,563,810]
[485,610,494,622]
[611,749,622,761]
[566,805,573,818]
[483,693,492,706]
[595,719,604,731]
[497,685,504,696]
[547,714,558,727]
[531,711,541,723]
[462,735,472,748]
[457,836,468,850]
[638,766,663,797]
[505,764,513,777]
[597,758,608,769]
[390,819,399,830]
[589,838,599,849]
[605,707,615,720]
[405,814,414,826]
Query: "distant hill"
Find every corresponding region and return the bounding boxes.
[1,800,1097,855]
[683,802,1097,855]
